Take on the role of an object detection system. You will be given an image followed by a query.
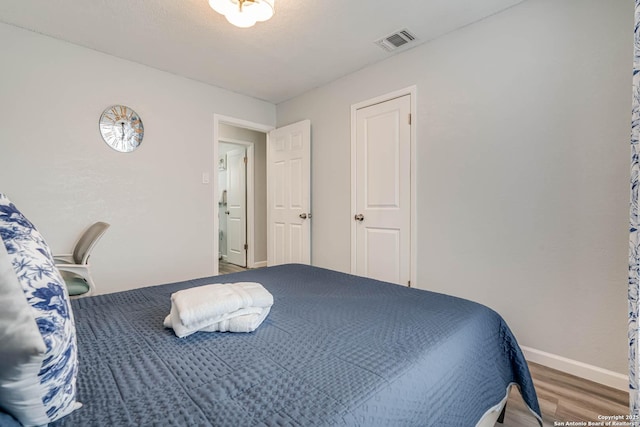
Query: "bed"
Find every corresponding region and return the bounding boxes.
[0,194,541,426]
[11,264,541,426]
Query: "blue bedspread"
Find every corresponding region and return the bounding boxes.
[45,264,540,426]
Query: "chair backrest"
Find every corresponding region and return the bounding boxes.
[72,222,110,265]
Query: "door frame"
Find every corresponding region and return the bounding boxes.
[219,139,253,267]
[213,114,274,275]
[349,86,417,286]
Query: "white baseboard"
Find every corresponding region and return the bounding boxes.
[521,346,628,392]
[251,260,267,268]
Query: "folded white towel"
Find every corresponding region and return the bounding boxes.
[164,282,273,338]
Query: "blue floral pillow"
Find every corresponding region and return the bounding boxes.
[0,194,79,425]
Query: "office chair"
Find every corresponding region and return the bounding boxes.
[54,221,110,298]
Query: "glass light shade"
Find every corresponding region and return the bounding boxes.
[253,0,274,22]
[225,8,257,28]
[209,0,275,28]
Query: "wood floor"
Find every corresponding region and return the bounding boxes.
[502,362,629,426]
[219,259,248,275]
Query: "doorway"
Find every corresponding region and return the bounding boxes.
[214,115,312,276]
[215,119,269,273]
[218,142,248,267]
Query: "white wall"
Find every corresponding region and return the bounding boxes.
[0,23,275,294]
[277,0,632,375]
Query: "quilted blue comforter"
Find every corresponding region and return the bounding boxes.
[35,264,541,426]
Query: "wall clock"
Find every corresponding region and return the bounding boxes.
[99,105,144,152]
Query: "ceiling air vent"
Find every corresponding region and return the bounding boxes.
[375,29,417,52]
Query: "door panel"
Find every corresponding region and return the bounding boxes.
[290,224,303,264]
[365,228,400,284]
[365,111,400,208]
[268,120,311,266]
[273,161,285,208]
[226,148,247,267]
[354,95,411,285]
[290,158,303,208]
[273,222,286,265]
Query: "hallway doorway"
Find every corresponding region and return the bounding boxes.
[216,121,268,273]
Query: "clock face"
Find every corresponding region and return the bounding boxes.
[99,105,144,152]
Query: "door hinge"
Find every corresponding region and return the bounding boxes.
[244,243,248,250]
[408,280,411,287]
[408,114,412,125]
[243,157,248,164]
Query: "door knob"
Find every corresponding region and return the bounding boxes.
[225,211,230,215]
[354,214,364,222]
[299,213,307,219]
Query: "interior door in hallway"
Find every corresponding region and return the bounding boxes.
[226,147,247,267]
[353,94,411,285]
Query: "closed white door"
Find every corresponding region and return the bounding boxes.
[267,120,311,265]
[354,95,411,285]
[226,147,247,267]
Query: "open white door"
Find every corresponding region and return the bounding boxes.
[226,147,247,267]
[353,95,411,285]
[267,120,311,265]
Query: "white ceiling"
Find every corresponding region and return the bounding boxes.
[0,0,525,104]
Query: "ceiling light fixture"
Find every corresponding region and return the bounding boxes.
[209,0,274,28]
